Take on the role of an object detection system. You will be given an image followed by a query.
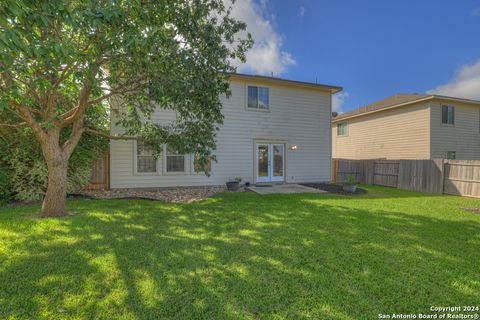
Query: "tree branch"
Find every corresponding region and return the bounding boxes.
[16,77,43,106]
[85,128,143,141]
[0,122,28,128]
[58,58,111,128]
[62,119,85,157]
[85,80,145,106]
[58,106,79,120]
[11,101,47,140]
[60,78,92,127]
[54,62,77,87]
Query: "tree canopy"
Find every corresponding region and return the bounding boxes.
[0,0,252,216]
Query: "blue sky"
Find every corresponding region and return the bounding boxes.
[232,0,480,113]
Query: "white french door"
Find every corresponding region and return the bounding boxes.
[256,143,285,183]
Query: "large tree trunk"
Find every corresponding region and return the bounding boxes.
[39,121,85,218]
[41,156,69,218]
[38,129,72,218]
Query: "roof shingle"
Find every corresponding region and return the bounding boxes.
[333,93,431,121]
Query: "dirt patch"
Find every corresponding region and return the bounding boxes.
[4,200,42,208]
[300,183,367,195]
[462,208,480,214]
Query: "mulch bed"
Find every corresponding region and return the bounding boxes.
[79,185,227,203]
[3,186,227,207]
[300,183,367,195]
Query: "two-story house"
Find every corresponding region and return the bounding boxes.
[332,94,480,160]
[109,73,342,188]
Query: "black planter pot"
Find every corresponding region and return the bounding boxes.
[226,181,240,191]
[342,184,357,193]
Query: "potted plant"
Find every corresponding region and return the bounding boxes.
[226,177,242,191]
[342,174,358,193]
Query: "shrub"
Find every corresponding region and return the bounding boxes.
[67,160,95,194]
[0,166,12,204]
[7,146,48,202]
[0,128,107,202]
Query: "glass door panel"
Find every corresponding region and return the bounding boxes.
[256,143,285,183]
[257,144,269,182]
[272,144,284,181]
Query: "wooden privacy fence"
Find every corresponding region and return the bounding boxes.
[332,158,480,197]
[83,152,110,190]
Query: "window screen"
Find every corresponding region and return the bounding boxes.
[442,105,454,124]
[137,141,156,173]
[247,86,269,109]
[166,146,185,173]
[337,122,348,136]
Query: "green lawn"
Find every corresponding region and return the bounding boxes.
[0,186,479,320]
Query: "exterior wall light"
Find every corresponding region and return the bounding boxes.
[291,145,298,151]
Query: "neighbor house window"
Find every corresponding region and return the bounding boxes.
[193,154,212,174]
[446,151,456,160]
[247,86,269,109]
[337,122,348,136]
[442,105,455,124]
[166,146,185,173]
[136,141,157,173]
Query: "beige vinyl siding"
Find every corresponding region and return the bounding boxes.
[430,99,480,159]
[110,78,333,188]
[332,102,430,159]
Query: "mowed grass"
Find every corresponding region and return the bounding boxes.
[0,186,479,320]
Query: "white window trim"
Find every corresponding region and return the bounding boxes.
[337,122,348,137]
[245,84,270,112]
[133,140,161,176]
[163,145,188,175]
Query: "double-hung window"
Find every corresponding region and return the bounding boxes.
[136,141,157,173]
[166,146,185,173]
[337,122,348,136]
[247,86,269,109]
[442,105,455,125]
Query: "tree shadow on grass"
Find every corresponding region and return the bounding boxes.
[0,192,479,319]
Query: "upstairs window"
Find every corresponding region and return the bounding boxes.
[166,146,185,173]
[248,86,269,109]
[337,122,348,136]
[442,105,455,125]
[136,141,157,173]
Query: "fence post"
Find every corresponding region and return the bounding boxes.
[332,159,338,183]
[105,151,110,190]
[367,160,375,185]
[439,159,445,194]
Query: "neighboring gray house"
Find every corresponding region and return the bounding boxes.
[109,74,341,188]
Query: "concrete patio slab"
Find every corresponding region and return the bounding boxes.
[245,183,326,195]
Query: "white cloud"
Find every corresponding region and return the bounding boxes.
[299,6,306,17]
[227,0,296,76]
[332,92,349,113]
[429,60,480,100]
